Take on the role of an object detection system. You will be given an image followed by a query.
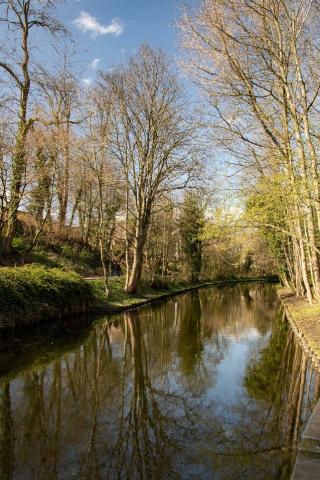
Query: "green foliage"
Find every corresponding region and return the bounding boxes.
[11,237,28,255]
[78,249,101,271]
[244,313,288,401]
[60,244,100,271]
[0,265,93,327]
[150,276,171,290]
[3,231,102,277]
[30,249,58,267]
[90,275,261,312]
[245,175,289,280]
[180,192,205,282]
[61,244,74,259]
[91,276,192,310]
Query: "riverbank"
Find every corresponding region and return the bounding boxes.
[278,289,320,479]
[0,265,92,329]
[0,266,276,330]
[90,276,276,314]
[278,287,320,364]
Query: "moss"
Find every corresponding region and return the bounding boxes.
[0,265,93,328]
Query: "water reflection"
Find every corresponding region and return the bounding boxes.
[0,283,319,479]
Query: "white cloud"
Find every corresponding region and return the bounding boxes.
[91,58,100,69]
[73,11,124,37]
[81,78,93,87]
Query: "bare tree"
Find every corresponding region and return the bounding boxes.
[78,86,122,298]
[180,0,320,303]
[101,45,199,293]
[36,60,80,231]
[0,0,65,254]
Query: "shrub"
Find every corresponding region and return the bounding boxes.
[12,237,28,255]
[61,244,74,259]
[0,265,93,328]
[78,249,100,268]
[150,276,171,290]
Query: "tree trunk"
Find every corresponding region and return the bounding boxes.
[125,219,149,294]
[2,121,28,255]
[99,237,110,299]
[2,11,31,255]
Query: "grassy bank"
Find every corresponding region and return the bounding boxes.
[0,265,93,329]
[8,239,103,277]
[0,266,275,330]
[278,287,320,359]
[90,276,276,313]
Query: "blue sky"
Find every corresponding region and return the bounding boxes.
[60,0,184,86]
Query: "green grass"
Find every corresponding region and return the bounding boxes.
[90,275,271,312]
[0,265,93,328]
[8,240,103,276]
[90,276,189,310]
[0,266,275,329]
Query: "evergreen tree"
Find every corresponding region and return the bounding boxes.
[180,192,205,282]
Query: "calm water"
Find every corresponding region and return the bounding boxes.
[0,283,319,480]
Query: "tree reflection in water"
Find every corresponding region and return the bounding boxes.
[198,307,320,480]
[0,284,319,479]
[102,310,198,480]
[0,382,14,480]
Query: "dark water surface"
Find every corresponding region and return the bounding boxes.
[0,283,319,480]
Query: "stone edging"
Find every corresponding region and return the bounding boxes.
[278,289,320,480]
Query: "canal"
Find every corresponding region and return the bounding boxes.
[0,283,319,479]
